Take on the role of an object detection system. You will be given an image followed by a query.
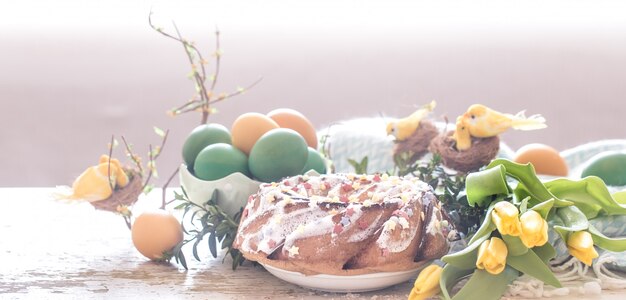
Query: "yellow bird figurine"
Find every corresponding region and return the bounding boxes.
[461,104,546,138]
[452,116,472,151]
[59,155,129,202]
[387,100,437,141]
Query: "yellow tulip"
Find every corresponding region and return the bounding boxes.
[409,264,443,300]
[519,210,549,248]
[476,237,508,275]
[492,201,522,236]
[567,231,599,266]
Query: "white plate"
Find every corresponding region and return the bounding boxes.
[261,263,425,293]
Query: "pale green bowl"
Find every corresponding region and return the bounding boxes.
[179,164,261,218]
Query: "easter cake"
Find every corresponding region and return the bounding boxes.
[233,173,456,275]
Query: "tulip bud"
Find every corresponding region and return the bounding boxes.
[491,201,522,236]
[567,231,599,266]
[519,210,549,248]
[476,237,508,275]
[409,264,443,300]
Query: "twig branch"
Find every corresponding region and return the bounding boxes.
[107,135,115,190]
[120,136,144,175]
[149,10,261,125]
[140,129,170,191]
[161,168,180,209]
[209,77,263,105]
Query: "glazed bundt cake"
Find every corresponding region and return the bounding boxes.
[233,173,455,275]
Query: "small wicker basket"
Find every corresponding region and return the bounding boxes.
[90,169,143,212]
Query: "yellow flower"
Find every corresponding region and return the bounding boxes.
[567,231,599,266]
[409,264,443,300]
[476,237,508,275]
[519,210,549,248]
[492,201,522,236]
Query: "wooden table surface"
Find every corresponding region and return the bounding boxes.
[1,188,624,299]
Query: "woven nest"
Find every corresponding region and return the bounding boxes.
[429,131,500,173]
[90,169,143,212]
[393,120,439,164]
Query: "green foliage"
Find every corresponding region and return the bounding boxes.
[347,157,368,174]
[440,159,626,300]
[347,154,483,235]
[170,188,245,270]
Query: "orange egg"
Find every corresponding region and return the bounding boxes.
[231,113,279,155]
[131,210,183,260]
[513,143,568,176]
[268,108,318,148]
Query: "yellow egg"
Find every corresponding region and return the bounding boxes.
[231,113,279,155]
[131,210,183,260]
[267,108,318,149]
[513,143,568,176]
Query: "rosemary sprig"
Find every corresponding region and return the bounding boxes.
[170,188,245,270]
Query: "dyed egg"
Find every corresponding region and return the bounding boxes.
[182,123,231,169]
[231,113,279,155]
[302,147,327,174]
[248,128,308,182]
[513,143,568,176]
[268,108,318,148]
[582,152,626,186]
[131,210,183,260]
[193,143,250,181]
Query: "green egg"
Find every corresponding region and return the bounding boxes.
[248,128,308,182]
[182,123,231,169]
[193,143,249,181]
[581,152,626,186]
[302,147,327,174]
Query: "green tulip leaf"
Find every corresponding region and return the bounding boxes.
[443,234,490,269]
[487,159,572,207]
[556,206,589,231]
[531,198,555,219]
[532,242,557,264]
[507,249,562,287]
[468,201,497,244]
[613,191,626,204]
[451,267,520,300]
[440,264,474,300]
[519,196,530,214]
[588,224,626,252]
[466,165,510,207]
[545,176,626,219]
[553,206,589,243]
[502,234,528,256]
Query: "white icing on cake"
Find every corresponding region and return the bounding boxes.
[236,173,452,260]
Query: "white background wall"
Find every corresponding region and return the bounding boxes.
[2,0,626,186]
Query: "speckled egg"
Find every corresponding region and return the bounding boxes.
[231,113,279,155]
[513,143,568,176]
[582,152,626,186]
[267,108,318,149]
